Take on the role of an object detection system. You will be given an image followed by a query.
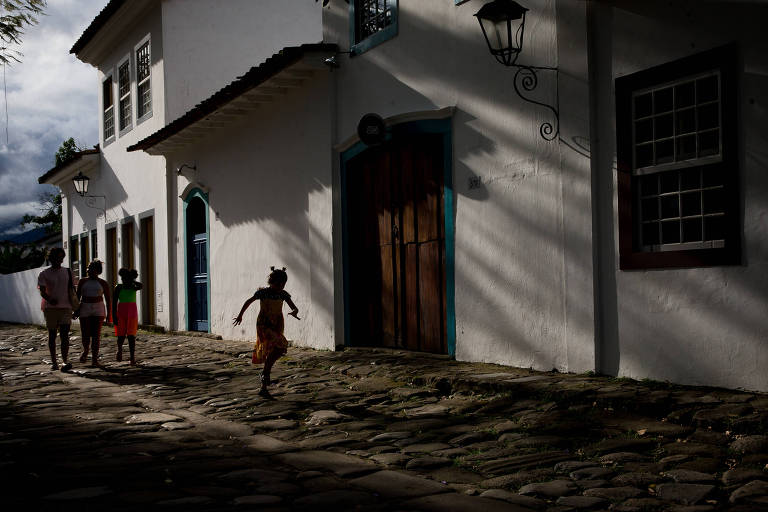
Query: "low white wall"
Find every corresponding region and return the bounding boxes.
[0,267,46,325]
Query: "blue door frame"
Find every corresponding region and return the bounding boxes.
[183,189,211,332]
[340,118,456,356]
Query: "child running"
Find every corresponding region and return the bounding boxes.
[112,268,142,365]
[233,266,299,399]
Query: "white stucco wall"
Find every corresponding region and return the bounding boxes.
[0,267,46,325]
[596,3,768,390]
[324,0,593,372]
[161,0,322,121]
[65,5,170,327]
[168,72,335,350]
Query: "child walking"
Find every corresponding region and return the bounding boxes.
[76,260,112,367]
[113,268,142,365]
[233,267,299,399]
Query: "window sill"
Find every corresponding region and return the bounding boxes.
[103,135,115,148]
[118,124,133,138]
[351,24,398,56]
[137,111,153,127]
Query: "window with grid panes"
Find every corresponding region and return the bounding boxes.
[102,76,114,141]
[351,0,397,55]
[136,41,151,119]
[118,60,131,131]
[616,44,739,269]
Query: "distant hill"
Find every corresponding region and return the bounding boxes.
[0,227,50,244]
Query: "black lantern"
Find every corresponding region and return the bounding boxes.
[72,171,90,196]
[475,0,528,67]
[475,0,559,141]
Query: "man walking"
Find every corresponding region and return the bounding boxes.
[38,248,75,371]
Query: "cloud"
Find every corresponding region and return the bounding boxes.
[0,0,103,228]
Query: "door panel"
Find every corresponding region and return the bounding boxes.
[346,134,447,354]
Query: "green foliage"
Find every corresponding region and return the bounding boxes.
[54,137,82,166]
[0,242,45,273]
[0,0,46,65]
[21,190,60,234]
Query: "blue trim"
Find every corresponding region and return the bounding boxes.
[182,188,211,333]
[350,0,398,56]
[339,117,455,357]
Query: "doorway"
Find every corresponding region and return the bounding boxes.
[140,215,156,325]
[185,191,209,332]
[343,132,449,354]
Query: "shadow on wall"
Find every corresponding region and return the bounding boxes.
[67,158,130,231]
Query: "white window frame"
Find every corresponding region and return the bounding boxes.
[117,53,132,135]
[102,73,115,145]
[135,35,152,124]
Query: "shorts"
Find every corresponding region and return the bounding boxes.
[44,308,72,330]
[114,302,138,336]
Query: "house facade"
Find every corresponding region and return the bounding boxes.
[40,0,768,391]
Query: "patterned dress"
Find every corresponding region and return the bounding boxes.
[251,288,291,364]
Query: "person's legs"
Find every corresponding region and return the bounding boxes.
[47,328,58,369]
[91,317,104,366]
[127,336,136,365]
[116,336,124,361]
[60,323,71,370]
[79,317,92,363]
[259,350,281,398]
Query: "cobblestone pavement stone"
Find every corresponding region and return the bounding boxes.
[1,323,767,511]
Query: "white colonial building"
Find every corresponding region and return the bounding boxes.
[36,0,768,392]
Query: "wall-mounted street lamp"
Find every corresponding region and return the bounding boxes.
[72,171,107,220]
[475,0,559,141]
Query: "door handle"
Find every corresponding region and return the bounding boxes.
[392,224,399,239]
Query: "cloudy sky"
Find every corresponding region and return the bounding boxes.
[0,0,104,236]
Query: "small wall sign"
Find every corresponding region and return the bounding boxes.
[357,113,386,146]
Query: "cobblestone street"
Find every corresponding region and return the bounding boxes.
[1,323,767,511]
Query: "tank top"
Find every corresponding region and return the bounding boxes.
[118,287,137,303]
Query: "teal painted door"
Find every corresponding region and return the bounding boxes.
[186,196,208,332]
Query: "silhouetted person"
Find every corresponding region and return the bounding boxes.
[76,260,112,367]
[234,266,299,399]
[113,268,141,365]
[37,247,75,370]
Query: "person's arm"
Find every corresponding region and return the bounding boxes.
[76,278,85,299]
[285,296,300,320]
[38,274,57,306]
[133,281,143,290]
[233,296,256,326]
[112,284,121,320]
[100,279,113,323]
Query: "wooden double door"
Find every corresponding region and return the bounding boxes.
[346,134,447,354]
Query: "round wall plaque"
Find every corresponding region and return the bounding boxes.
[357,113,386,146]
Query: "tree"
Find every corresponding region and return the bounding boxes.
[54,136,81,166]
[0,241,45,274]
[0,0,46,65]
[21,137,82,235]
[21,191,60,234]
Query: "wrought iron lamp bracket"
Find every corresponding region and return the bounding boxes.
[507,62,559,141]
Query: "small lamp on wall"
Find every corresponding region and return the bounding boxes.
[475,0,559,141]
[73,171,90,196]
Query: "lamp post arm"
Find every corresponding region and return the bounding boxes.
[84,194,108,221]
[511,64,559,141]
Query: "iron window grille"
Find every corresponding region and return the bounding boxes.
[632,72,724,251]
[351,0,398,55]
[102,76,114,141]
[616,43,739,270]
[136,41,151,120]
[118,60,131,131]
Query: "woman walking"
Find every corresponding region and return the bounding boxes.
[76,260,111,367]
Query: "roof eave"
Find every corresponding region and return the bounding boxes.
[128,43,339,155]
[38,150,101,187]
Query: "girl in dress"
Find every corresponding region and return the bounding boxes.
[113,268,142,365]
[233,267,299,398]
[76,260,112,367]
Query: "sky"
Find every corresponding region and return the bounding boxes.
[0,0,104,237]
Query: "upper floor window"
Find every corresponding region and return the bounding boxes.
[136,40,152,120]
[118,58,132,132]
[616,44,739,269]
[102,76,114,142]
[351,0,398,55]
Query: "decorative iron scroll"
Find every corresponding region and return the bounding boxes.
[512,64,559,141]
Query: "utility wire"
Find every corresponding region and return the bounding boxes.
[2,62,8,146]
